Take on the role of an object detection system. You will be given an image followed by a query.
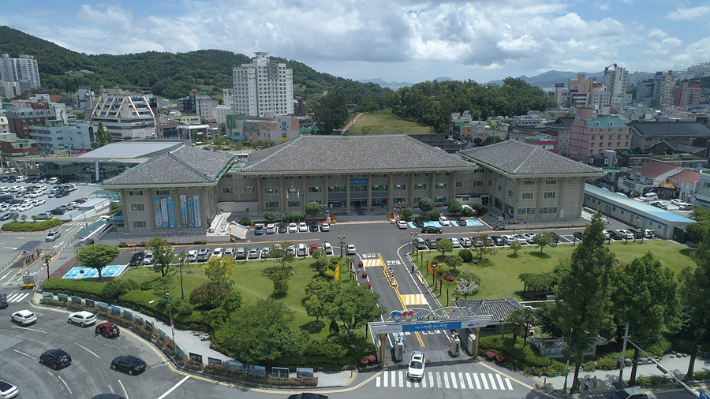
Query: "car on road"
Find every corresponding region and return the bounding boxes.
[95,322,120,338]
[287,394,328,399]
[298,222,308,232]
[68,311,97,326]
[0,380,18,398]
[438,216,450,226]
[110,355,147,375]
[142,251,154,265]
[609,387,648,399]
[346,244,357,255]
[0,294,7,309]
[278,223,288,233]
[11,310,37,325]
[407,351,425,380]
[248,248,259,259]
[421,226,442,234]
[261,247,271,258]
[396,220,408,229]
[254,224,265,235]
[288,223,298,233]
[266,223,276,234]
[186,250,197,262]
[40,349,72,369]
[319,223,330,232]
[322,242,333,255]
[128,251,145,266]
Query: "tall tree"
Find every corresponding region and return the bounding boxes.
[174,251,192,300]
[271,241,295,269]
[447,200,463,215]
[75,244,121,280]
[553,212,615,393]
[305,201,322,219]
[612,252,680,385]
[203,256,235,290]
[324,283,386,336]
[418,197,434,213]
[146,237,176,277]
[474,234,497,259]
[437,238,454,258]
[532,232,556,254]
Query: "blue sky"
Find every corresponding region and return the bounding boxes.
[1,0,709,84]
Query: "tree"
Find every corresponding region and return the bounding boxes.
[219,122,226,135]
[473,137,483,146]
[437,238,453,257]
[509,240,522,256]
[272,270,289,296]
[458,248,473,262]
[146,237,176,277]
[305,201,322,219]
[684,221,709,243]
[215,297,297,364]
[611,252,680,385]
[203,256,235,289]
[444,255,463,271]
[31,215,37,222]
[12,214,18,222]
[175,252,192,300]
[271,242,295,269]
[532,232,556,253]
[189,282,230,309]
[455,272,479,299]
[474,234,497,259]
[75,244,120,280]
[418,197,434,213]
[471,202,487,216]
[304,295,326,322]
[401,207,413,220]
[447,200,463,215]
[552,212,615,393]
[20,214,27,222]
[324,283,386,336]
[508,307,535,347]
[95,121,113,148]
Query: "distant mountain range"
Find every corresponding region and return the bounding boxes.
[358,76,452,89]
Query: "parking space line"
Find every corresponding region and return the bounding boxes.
[157,375,190,399]
[57,375,73,395]
[76,342,100,358]
[119,379,130,399]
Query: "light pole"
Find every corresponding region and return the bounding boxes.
[149,293,177,357]
[410,231,417,255]
[43,254,52,281]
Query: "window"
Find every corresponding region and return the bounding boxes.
[328,185,346,193]
[132,221,147,228]
[473,180,484,187]
[415,173,428,177]
[508,189,514,197]
[414,183,427,190]
[393,197,406,204]
[261,177,279,181]
[265,201,279,208]
[539,207,557,214]
[456,181,463,188]
[287,201,300,207]
[264,188,279,195]
[128,190,143,196]
[435,196,446,203]
[130,204,145,212]
[436,173,449,177]
[435,183,447,189]
[544,192,556,199]
[306,176,321,179]
[497,184,503,192]
[546,179,557,185]
[488,179,492,186]
[244,186,255,194]
[517,208,536,215]
[522,192,533,200]
[523,180,535,186]
[156,190,170,195]
[308,186,322,193]
[394,184,407,191]
[350,185,367,192]
[222,187,234,194]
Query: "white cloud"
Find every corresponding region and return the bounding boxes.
[667,5,710,21]
[648,28,667,39]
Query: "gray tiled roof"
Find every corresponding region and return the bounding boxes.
[103,145,235,186]
[631,121,710,137]
[460,141,604,175]
[531,336,608,349]
[455,296,523,322]
[241,134,474,173]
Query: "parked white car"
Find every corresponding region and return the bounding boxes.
[288,223,298,233]
[298,222,308,232]
[186,250,197,262]
[12,310,37,325]
[438,216,450,226]
[396,220,408,229]
[67,311,97,327]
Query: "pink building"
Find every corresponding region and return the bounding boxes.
[568,107,630,161]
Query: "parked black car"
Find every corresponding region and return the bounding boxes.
[490,235,505,246]
[278,223,288,233]
[421,226,443,234]
[309,222,319,232]
[40,349,72,369]
[111,355,147,375]
[457,218,468,226]
[413,220,425,228]
[50,208,65,215]
[128,251,145,267]
[609,230,625,240]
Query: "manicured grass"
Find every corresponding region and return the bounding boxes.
[412,240,696,302]
[354,112,432,135]
[121,256,351,337]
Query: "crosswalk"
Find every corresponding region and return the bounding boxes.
[3,293,30,303]
[362,258,384,267]
[375,371,514,390]
[402,294,428,305]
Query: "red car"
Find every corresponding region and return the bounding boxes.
[310,244,319,254]
[95,322,120,338]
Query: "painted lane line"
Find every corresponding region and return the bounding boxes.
[12,326,47,333]
[427,372,433,388]
[399,370,403,388]
[13,349,34,359]
[376,376,381,387]
[421,373,426,388]
[496,373,505,390]
[118,379,130,399]
[436,372,442,388]
[75,343,100,358]
[156,375,190,399]
[57,375,73,395]
[448,372,456,389]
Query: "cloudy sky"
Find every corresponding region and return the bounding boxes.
[2,0,709,84]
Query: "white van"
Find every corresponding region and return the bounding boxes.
[297,243,307,257]
[640,192,658,202]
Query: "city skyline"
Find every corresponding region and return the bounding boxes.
[1,0,709,85]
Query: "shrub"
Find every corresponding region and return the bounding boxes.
[101,279,139,302]
[472,202,487,216]
[189,282,230,309]
[583,361,596,371]
[41,278,104,298]
[430,210,441,221]
[462,207,474,217]
[263,211,277,221]
[458,249,473,262]
[478,335,551,368]
[1,218,62,232]
[647,336,672,357]
[107,204,122,216]
[694,370,710,380]
[238,218,251,226]
[596,357,617,370]
[549,360,568,376]
[635,375,669,387]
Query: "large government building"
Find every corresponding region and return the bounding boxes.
[101,135,604,233]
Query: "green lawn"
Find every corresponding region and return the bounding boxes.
[121,256,351,337]
[354,112,432,135]
[412,240,696,303]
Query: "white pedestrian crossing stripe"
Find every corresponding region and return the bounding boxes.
[402,294,428,305]
[5,293,30,303]
[363,258,384,267]
[375,371,513,390]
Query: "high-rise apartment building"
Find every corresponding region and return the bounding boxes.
[602,64,628,103]
[0,54,41,89]
[232,52,293,117]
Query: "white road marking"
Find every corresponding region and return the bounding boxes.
[427,372,433,388]
[57,375,72,395]
[458,372,466,389]
[479,373,488,389]
[156,375,190,399]
[488,373,497,389]
[448,372,456,388]
[0,273,9,281]
[118,379,130,399]
[383,370,388,387]
[376,376,381,387]
[398,370,403,387]
[436,371,442,388]
[505,377,514,390]
[13,349,34,359]
[75,343,100,358]
[496,373,505,390]
[466,372,474,389]
[12,326,47,333]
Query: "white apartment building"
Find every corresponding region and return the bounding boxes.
[602,64,628,103]
[232,52,293,117]
[29,119,94,151]
[213,105,232,126]
[90,88,155,140]
[0,54,41,89]
[588,84,611,110]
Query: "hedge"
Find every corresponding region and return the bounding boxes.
[2,218,62,232]
[41,278,105,298]
[479,335,551,368]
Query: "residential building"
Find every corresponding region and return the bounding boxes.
[0,80,23,99]
[0,138,39,157]
[76,86,94,111]
[667,169,700,202]
[695,171,710,210]
[617,160,683,195]
[213,105,232,126]
[0,54,41,89]
[544,116,575,157]
[155,118,180,140]
[177,90,213,121]
[638,71,674,107]
[568,73,594,107]
[226,114,300,143]
[0,115,9,134]
[5,102,57,139]
[568,107,630,160]
[511,111,545,127]
[90,88,155,141]
[232,52,293,117]
[548,83,568,107]
[673,82,703,107]
[28,119,94,152]
[294,98,307,116]
[602,64,628,103]
[629,121,710,150]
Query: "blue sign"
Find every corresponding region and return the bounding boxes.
[350,178,367,185]
[699,391,709,399]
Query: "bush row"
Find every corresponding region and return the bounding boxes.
[42,278,105,298]
[2,218,62,232]
[479,335,551,368]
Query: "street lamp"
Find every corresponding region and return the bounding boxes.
[149,293,177,357]
[338,234,346,257]
[410,231,418,254]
